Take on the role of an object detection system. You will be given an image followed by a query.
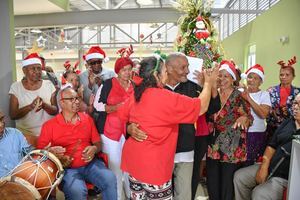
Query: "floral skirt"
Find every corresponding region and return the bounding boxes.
[129,175,172,200]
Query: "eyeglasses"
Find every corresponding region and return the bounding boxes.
[89,60,102,66]
[61,97,80,103]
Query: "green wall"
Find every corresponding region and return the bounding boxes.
[222,0,300,90]
[49,0,69,11]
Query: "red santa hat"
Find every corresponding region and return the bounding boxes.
[22,53,42,67]
[242,64,265,81]
[85,46,109,62]
[219,60,237,80]
[64,60,71,70]
[114,57,133,74]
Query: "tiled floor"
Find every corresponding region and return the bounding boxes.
[194,182,209,200]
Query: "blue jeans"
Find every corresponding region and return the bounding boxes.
[62,158,117,200]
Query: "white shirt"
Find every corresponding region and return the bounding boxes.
[94,84,105,112]
[248,91,271,132]
[9,80,55,136]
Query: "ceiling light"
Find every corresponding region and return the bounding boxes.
[64,39,72,43]
[137,0,154,6]
[150,23,159,28]
[31,29,42,33]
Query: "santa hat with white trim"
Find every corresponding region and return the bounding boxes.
[241,64,265,81]
[85,46,109,62]
[219,60,237,80]
[22,53,42,68]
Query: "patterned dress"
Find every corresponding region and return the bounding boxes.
[207,89,253,163]
[266,85,300,139]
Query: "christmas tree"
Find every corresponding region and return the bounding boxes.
[174,0,224,68]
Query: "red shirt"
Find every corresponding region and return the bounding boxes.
[37,112,100,168]
[104,78,133,141]
[196,114,209,136]
[280,86,291,107]
[118,88,200,185]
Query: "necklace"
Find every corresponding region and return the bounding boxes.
[219,88,234,107]
[118,78,130,91]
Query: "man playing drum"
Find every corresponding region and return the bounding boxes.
[0,110,32,178]
[37,87,117,200]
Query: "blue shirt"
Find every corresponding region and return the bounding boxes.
[0,128,31,177]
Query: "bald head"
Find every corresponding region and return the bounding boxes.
[165,52,187,67]
[58,87,80,114]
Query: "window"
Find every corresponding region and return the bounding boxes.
[247,44,256,68]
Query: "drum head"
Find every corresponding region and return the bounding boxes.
[0,176,41,200]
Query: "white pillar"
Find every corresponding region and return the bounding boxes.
[0,0,16,126]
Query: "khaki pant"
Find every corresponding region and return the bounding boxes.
[234,164,287,200]
[173,162,193,200]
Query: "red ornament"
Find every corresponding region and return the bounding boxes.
[195,31,210,40]
[189,51,196,57]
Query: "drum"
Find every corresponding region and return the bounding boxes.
[10,150,64,199]
[0,176,41,200]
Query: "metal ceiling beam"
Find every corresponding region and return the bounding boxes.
[114,25,138,42]
[15,8,181,28]
[211,8,264,14]
[84,0,101,10]
[15,7,263,28]
[114,0,128,9]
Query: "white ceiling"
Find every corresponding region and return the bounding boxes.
[14,0,65,15]
[14,0,231,15]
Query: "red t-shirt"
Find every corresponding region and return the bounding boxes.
[104,78,133,141]
[196,114,209,136]
[280,86,291,107]
[37,112,100,168]
[118,88,201,185]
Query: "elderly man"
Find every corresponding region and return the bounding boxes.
[234,93,300,200]
[0,111,32,178]
[37,87,117,200]
[9,53,57,146]
[79,46,115,105]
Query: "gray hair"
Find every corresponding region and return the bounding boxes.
[165,52,187,66]
[56,84,73,111]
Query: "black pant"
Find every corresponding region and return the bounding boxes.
[191,136,208,200]
[206,158,240,200]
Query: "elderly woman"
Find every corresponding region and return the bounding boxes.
[241,64,271,166]
[267,56,300,141]
[117,56,217,200]
[206,60,253,200]
[9,53,57,146]
[93,57,134,200]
